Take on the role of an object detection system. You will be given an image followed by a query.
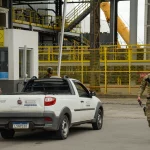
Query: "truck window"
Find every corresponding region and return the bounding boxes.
[73,81,90,98]
[23,79,71,95]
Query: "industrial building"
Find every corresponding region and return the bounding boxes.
[0,0,149,95]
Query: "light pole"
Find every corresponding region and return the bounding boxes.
[57,0,67,77]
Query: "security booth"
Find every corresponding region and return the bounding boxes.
[0,29,38,93]
[0,47,8,79]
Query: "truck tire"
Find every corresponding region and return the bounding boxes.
[92,109,103,130]
[56,115,69,140]
[1,130,15,139]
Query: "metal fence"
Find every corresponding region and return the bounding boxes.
[39,45,150,95]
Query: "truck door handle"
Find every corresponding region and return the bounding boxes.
[80,101,84,103]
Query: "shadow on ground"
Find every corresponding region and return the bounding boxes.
[0,125,93,142]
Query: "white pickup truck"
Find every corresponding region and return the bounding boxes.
[0,76,103,140]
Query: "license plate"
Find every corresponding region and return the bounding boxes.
[12,122,29,129]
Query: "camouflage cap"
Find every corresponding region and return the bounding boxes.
[47,67,53,74]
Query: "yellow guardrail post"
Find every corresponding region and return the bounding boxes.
[128,47,131,94]
[51,47,54,61]
[104,47,107,94]
[48,47,50,61]
[117,77,119,85]
[0,29,4,47]
[118,77,122,85]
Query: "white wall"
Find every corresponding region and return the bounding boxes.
[4,29,38,80]
[81,16,109,33]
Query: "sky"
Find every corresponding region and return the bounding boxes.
[117,0,145,44]
[66,0,145,44]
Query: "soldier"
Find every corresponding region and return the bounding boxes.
[137,73,150,127]
[43,67,53,78]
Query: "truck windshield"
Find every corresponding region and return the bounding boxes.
[23,79,71,94]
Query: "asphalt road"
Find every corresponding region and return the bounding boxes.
[0,99,150,150]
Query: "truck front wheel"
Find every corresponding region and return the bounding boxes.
[92,109,103,130]
[1,129,15,139]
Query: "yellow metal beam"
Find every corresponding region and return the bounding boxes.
[0,30,4,47]
[100,2,130,45]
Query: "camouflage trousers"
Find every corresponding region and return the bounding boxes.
[146,98,150,127]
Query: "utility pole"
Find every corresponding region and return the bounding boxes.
[90,0,101,92]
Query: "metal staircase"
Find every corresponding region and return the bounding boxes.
[65,1,90,32]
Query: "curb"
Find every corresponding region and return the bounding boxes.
[97,94,147,99]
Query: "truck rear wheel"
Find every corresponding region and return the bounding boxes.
[1,129,15,139]
[56,115,69,140]
[92,109,103,130]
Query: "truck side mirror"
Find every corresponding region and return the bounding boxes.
[89,91,96,97]
[24,81,27,86]
[92,91,96,96]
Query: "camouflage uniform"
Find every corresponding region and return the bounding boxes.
[43,67,53,78]
[138,73,150,127]
[43,74,51,78]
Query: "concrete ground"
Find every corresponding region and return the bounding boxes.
[0,98,150,150]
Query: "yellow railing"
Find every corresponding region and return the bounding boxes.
[12,5,88,32]
[0,29,4,47]
[13,8,62,30]
[39,45,150,95]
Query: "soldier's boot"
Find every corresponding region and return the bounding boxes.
[146,98,150,127]
[148,121,150,127]
[143,107,146,116]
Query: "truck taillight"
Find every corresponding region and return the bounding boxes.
[44,96,56,106]
[44,117,52,121]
